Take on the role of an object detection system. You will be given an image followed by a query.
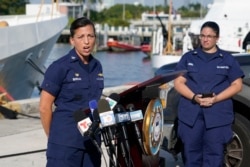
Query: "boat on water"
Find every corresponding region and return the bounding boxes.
[107,32,142,52]
[151,0,185,71]
[151,0,250,70]
[141,41,152,56]
[0,2,68,100]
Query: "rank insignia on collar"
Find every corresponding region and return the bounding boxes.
[71,56,77,60]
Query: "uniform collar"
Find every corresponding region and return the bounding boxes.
[68,48,95,63]
[193,46,224,59]
[68,48,98,72]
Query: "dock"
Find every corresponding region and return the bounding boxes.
[57,19,192,49]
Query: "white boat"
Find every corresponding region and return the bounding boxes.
[151,0,185,71]
[0,2,68,100]
[151,0,250,71]
[189,0,250,53]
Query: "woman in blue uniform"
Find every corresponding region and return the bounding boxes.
[39,17,104,167]
[174,21,244,167]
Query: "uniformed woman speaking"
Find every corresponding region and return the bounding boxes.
[174,21,244,167]
[39,17,104,167]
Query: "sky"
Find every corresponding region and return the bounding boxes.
[30,0,213,9]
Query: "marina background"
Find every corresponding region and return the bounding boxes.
[31,43,155,97]
[30,0,211,9]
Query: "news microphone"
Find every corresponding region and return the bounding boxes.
[114,105,131,150]
[98,99,117,166]
[73,109,92,136]
[73,108,102,154]
[115,111,131,123]
[113,104,131,167]
[84,109,101,138]
[105,92,120,110]
[126,104,143,122]
[126,104,145,154]
[89,100,98,112]
[98,100,116,128]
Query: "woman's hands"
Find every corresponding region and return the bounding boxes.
[194,93,217,107]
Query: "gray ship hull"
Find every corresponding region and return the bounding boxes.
[0,13,68,100]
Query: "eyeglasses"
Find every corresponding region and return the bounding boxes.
[199,34,217,40]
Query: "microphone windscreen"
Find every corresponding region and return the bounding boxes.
[98,99,116,127]
[126,103,135,111]
[89,100,98,110]
[92,109,100,122]
[73,109,87,122]
[98,99,111,114]
[113,104,125,113]
[109,93,120,102]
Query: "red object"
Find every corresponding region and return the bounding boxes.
[0,86,15,101]
[141,43,151,53]
[107,37,141,52]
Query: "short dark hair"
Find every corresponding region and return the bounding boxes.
[200,21,220,36]
[70,17,96,37]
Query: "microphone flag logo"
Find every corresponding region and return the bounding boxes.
[99,110,116,127]
[77,117,92,135]
[105,97,117,110]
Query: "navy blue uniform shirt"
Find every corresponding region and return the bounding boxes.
[41,48,104,148]
[175,47,244,128]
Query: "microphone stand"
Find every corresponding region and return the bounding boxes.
[101,127,117,167]
[114,105,133,167]
[115,127,130,167]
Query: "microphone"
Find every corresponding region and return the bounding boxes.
[77,99,97,119]
[113,104,131,166]
[114,105,131,153]
[89,99,98,112]
[98,100,116,128]
[98,99,117,167]
[126,104,145,154]
[73,109,92,136]
[73,108,102,154]
[84,109,101,138]
[73,100,98,136]
[115,111,131,123]
[105,92,120,110]
[126,104,143,122]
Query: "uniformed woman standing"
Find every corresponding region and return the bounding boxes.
[174,21,244,167]
[39,17,104,167]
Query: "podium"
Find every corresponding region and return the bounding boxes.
[114,70,186,167]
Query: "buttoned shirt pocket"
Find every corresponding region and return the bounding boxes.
[60,81,89,103]
[187,64,198,73]
[215,67,228,74]
[186,64,199,81]
[214,67,229,82]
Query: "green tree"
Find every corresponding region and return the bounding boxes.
[178,3,207,18]
[0,0,27,15]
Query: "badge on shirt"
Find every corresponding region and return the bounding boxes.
[72,73,82,81]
